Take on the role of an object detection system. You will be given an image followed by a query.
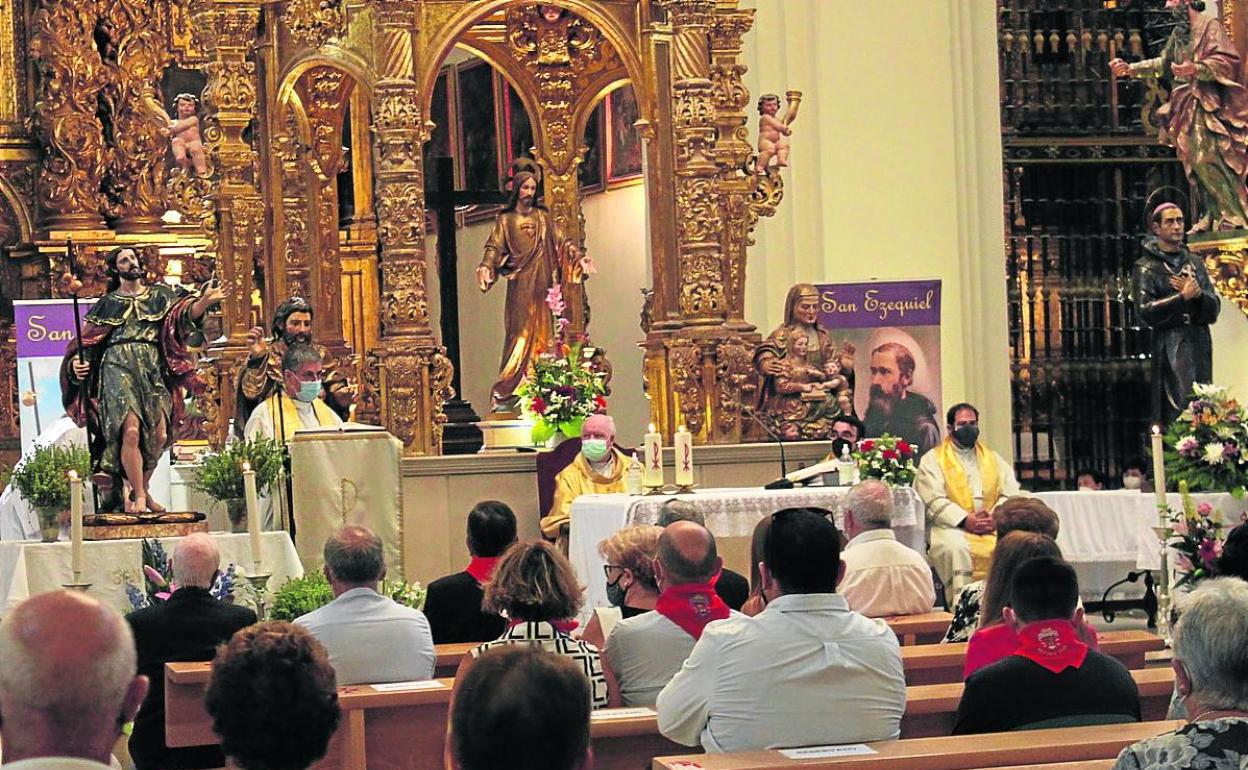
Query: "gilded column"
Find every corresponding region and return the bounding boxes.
[369,0,452,454]
[194,0,264,444]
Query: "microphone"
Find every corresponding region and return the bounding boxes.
[744,407,794,490]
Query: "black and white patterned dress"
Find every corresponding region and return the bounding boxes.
[472,620,610,708]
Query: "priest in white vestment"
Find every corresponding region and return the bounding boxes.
[915,402,1024,597]
[243,343,341,528]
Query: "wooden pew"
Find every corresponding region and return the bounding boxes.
[902,629,1164,686]
[434,642,477,678]
[885,613,955,645]
[651,720,1184,770]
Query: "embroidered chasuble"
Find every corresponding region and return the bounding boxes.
[290,428,404,577]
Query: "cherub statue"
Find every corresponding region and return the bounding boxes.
[163,93,208,175]
[756,92,802,173]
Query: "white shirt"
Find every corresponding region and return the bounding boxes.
[295,587,435,685]
[839,529,936,618]
[915,443,1023,529]
[605,611,698,707]
[656,593,906,753]
[242,395,342,441]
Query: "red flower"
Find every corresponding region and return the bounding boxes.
[860,440,875,452]
[594,394,608,412]
[882,449,898,461]
[532,396,547,415]
[896,440,912,456]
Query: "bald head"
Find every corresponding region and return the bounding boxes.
[0,591,148,763]
[173,533,221,588]
[323,525,385,593]
[657,521,722,587]
[581,414,616,443]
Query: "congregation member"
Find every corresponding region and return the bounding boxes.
[456,540,608,707]
[451,646,593,770]
[541,414,629,550]
[127,534,257,770]
[0,591,149,769]
[206,622,340,770]
[604,520,732,707]
[295,525,435,685]
[1220,523,1248,581]
[657,499,750,610]
[740,514,772,616]
[943,496,1061,642]
[424,500,516,644]
[581,524,662,649]
[1114,578,1248,770]
[838,479,935,617]
[917,402,1026,598]
[954,556,1140,734]
[657,508,905,752]
[964,531,1099,678]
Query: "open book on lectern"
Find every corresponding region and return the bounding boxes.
[290,421,385,436]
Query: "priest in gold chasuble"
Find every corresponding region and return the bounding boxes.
[476,171,588,414]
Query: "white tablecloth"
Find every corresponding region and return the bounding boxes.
[0,531,303,616]
[569,486,924,618]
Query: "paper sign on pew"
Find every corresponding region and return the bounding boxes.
[777,744,878,759]
[592,707,656,720]
[369,680,449,692]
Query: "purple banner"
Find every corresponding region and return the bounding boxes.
[814,280,941,329]
[14,299,96,358]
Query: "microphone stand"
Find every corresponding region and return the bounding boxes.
[745,409,794,490]
[275,384,296,541]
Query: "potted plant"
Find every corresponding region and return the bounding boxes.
[192,438,284,532]
[11,444,91,542]
[269,571,425,621]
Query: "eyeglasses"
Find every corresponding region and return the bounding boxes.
[603,564,624,579]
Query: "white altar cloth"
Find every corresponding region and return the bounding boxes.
[0,531,302,616]
[569,486,923,618]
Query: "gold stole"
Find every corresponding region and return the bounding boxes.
[266,392,337,442]
[934,438,999,580]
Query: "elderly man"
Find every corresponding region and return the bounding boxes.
[541,414,629,549]
[295,525,435,685]
[917,402,1025,598]
[127,534,257,770]
[657,500,749,610]
[0,590,150,768]
[657,508,905,752]
[604,520,733,707]
[839,480,935,618]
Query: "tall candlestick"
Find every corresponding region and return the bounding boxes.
[68,470,83,576]
[643,423,664,487]
[242,462,262,571]
[674,425,694,488]
[1151,425,1167,514]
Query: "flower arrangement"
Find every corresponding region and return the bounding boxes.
[268,570,425,621]
[1162,383,1248,497]
[193,438,285,502]
[124,538,239,610]
[11,444,91,511]
[1165,481,1227,589]
[853,433,917,486]
[516,283,608,444]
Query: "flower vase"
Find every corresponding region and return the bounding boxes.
[34,507,64,543]
[223,497,248,533]
[546,433,567,450]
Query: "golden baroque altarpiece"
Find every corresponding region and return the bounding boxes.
[0,0,789,457]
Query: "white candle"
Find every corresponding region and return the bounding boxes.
[643,423,664,487]
[674,425,694,487]
[1151,426,1167,514]
[68,470,83,575]
[243,462,262,570]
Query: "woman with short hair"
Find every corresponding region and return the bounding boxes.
[581,525,662,649]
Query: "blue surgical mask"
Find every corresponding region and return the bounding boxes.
[295,380,322,403]
[582,438,610,462]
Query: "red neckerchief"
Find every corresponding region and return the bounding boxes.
[465,556,499,585]
[1012,619,1089,674]
[655,582,730,640]
[509,618,580,635]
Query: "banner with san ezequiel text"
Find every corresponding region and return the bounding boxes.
[14,299,95,452]
[813,280,943,457]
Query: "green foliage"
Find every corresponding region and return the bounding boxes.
[269,570,426,621]
[517,344,608,443]
[1160,383,1248,496]
[11,444,91,511]
[853,434,918,486]
[193,438,285,502]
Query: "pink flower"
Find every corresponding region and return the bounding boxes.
[1177,435,1201,457]
[1197,502,1214,517]
[1225,443,1241,459]
[143,565,168,588]
[545,285,566,316]
[1199,539,1218,568]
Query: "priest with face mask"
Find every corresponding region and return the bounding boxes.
[916,402,1026,598]
[244,343,342,527]
[542,414,629,553]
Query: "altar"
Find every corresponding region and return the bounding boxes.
[0,531,302,616]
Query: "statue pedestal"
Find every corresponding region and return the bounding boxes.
[475,419,540,453]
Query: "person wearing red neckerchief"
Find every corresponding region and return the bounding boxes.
[424,501,517,644]
[602,521,733,707]
[953,556,1141,734]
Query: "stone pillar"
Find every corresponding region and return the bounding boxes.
[368,0,453,454]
